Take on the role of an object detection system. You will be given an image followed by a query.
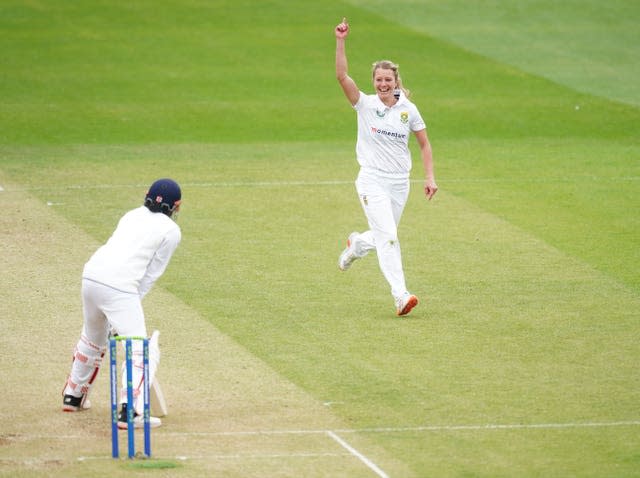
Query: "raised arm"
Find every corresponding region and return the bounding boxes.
[335,18,360,106]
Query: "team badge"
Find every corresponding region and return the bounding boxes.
[400,112,409,124]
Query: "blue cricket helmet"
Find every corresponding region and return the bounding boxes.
[144,178,182,216]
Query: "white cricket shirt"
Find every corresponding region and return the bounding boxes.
[353,91,426,175]
[82,206,181,297]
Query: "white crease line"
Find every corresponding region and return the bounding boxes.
[1,176,639,193]
[0,180,352,192]
[327,430,389,478]
[73,452,350,462]
[9,420,640,442]
[162,420,640,437]
[341,420,640,433]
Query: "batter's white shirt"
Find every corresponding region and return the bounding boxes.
[82,206,181,298]
[354,91,426,176]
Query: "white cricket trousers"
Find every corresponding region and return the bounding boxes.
[353,167,410,300]
[65,279,156,414]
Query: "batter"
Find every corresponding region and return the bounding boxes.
[62,178,182,428]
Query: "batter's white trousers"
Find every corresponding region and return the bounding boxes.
[64,279,157,414]
[353,168,410,300]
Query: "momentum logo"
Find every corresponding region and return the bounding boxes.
[371,127,407,140]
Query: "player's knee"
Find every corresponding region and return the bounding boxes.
[76,334,106,367]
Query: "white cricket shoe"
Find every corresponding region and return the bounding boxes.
[338,232,360,271]
[396,293,418,316]
[118,403,162,429]
[117,415,162,429]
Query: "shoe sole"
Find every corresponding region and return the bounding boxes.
[338,246,352,271]
[118,420,162,430]
[338,233,358,271]
[397,295,418,316]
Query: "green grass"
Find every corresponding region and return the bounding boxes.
[1,0,639,476]
[346,0,640,107]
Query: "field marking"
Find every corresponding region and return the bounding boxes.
[0,452,352,466]
[1,175,639,193]
[338,420,640,433]
[163,419,640,437]
[327,430,389,478]
[10,419,640,443]
[7,421,639,471]
[73,451,352,462]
